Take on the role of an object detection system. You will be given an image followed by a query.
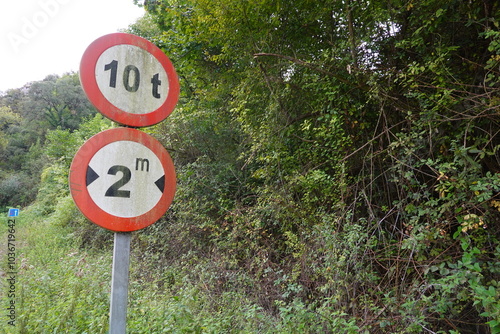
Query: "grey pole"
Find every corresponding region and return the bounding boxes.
[109,232,132,334]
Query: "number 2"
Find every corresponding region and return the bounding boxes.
[105,165,131,198]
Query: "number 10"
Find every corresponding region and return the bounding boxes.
[104,60,162,99]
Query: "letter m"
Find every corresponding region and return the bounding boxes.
[135,158,150,172]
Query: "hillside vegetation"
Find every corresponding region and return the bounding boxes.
[1,0,500,333]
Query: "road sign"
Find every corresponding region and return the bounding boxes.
[80,33,180,127]
[69,127,176,232]
[7,208,19,217]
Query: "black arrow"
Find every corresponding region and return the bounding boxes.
[86,166,100,186]
[155,175,165,193]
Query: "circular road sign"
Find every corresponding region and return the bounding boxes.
[80,33,180,127]
[69,128,176,232]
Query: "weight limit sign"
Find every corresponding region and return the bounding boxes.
[69,128,176,232]
[80,33,180,127]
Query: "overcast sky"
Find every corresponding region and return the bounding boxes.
[0,0,145,92]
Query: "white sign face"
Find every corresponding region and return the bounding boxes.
[95,44,169,115]
[87,140,165,218]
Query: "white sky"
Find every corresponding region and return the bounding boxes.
[0,0,145,92]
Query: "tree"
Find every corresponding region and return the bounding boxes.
[128,1,500,331]
[24,73,95,130]
[0,73,99,210]
[0,106,21,154]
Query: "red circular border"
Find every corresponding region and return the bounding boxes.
[80,33,180,127]
[69,128,176,232]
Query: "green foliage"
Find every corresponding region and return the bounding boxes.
[5,207,111,334]
[0,73,100,210]
[2,0,500,333]
[0,106,21,153]
[21,114,111,218]
[138,0,500,332]
[23,73,95,130]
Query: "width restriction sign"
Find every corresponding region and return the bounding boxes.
[80,33,180,127]
[69,128,176,232]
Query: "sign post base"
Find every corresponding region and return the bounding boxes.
[109,232,131,334]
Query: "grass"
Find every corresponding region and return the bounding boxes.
[1,202,112,333]
[1,198,279,333]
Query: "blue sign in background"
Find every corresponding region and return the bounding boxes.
[8,208,19,217]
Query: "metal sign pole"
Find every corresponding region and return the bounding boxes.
[109,232,132,334]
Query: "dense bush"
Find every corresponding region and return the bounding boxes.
[136,0,500,332]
